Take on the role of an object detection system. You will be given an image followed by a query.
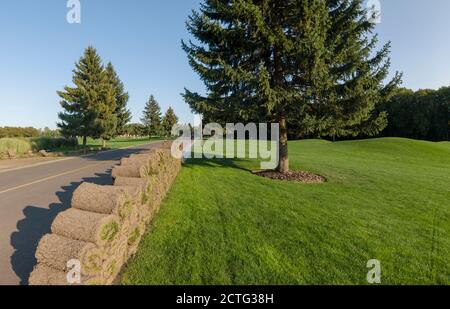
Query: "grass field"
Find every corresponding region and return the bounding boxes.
[121,138,450,285]
[0,138,33,155]
[0,136,160,157]
[53,137,161,153]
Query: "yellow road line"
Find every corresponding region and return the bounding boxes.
[0,157,75,174]
[0,162,105,195]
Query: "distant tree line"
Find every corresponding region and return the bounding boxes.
[123,123,146,137]
[40,127,62,137]
[379,87,450,141]
[0,127,41,138]
[0,127,62,138]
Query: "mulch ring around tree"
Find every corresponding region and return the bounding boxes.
[253,170,326,183]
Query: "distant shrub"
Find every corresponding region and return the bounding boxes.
[31,137,78,151]
[0,138,33,155]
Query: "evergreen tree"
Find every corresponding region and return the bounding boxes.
[57,47,115,153]
[183,0,334,172]
[106,62,132,136]
[183,0,400,172]
[162,107,179,137]
[296,0,402,140]
[141,95,162,137]
[97,77,117,149]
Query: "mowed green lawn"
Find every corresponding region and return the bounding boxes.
[121,138,450,285]
[80,137,160,149]
[55,137,161,153]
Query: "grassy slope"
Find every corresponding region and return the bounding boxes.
[121,138,450,285]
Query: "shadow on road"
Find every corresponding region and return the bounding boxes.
[83,147,154,163]
[9,170,113,285]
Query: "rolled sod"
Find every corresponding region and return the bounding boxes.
[30,142,183,286]
[114,173,162,211]
[121,153,162,175]
[104,234,129,277]
[51,208,121,246]
[159,141,173,149]
[114,176,156,208]
[72,183,140,216]
[102,233,131,283]
[29,264,71,285]
[35,234,103,276]
[124,151,156,163]
[137,200,156,226]
[117,200,140,230]
[114,176,150,192]
[120,156,151,167]
[126,223,144,258]
[111,164,149,178]
[103,257,121,285]
[29,264,101,286]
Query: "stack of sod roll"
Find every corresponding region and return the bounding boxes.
[29,142,182,285]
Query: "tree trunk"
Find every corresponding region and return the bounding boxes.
[277,117,289,173]
[272,45,289,173]
[82,136,87,155]
[102,139,106,149]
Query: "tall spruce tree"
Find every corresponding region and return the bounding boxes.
[183,0,333,172]
[293,0,402,140]
[141,95,162,137]
[57,47,115,153]
[162,107,179,137]
[97,77,117,149]
[183,0,400,172]
[106,62,132,136]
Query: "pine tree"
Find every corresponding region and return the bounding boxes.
[57,46,115,153]
[183,0,400,172]
[296,0,402,140]
[106,62,131,136]
[97,75,117,149]
[162,107,179,137]
[141,95,162,137]
[182,0,333,172]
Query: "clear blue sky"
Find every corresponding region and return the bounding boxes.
[0,0,449,129]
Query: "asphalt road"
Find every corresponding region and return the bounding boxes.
[0,142,163,285]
